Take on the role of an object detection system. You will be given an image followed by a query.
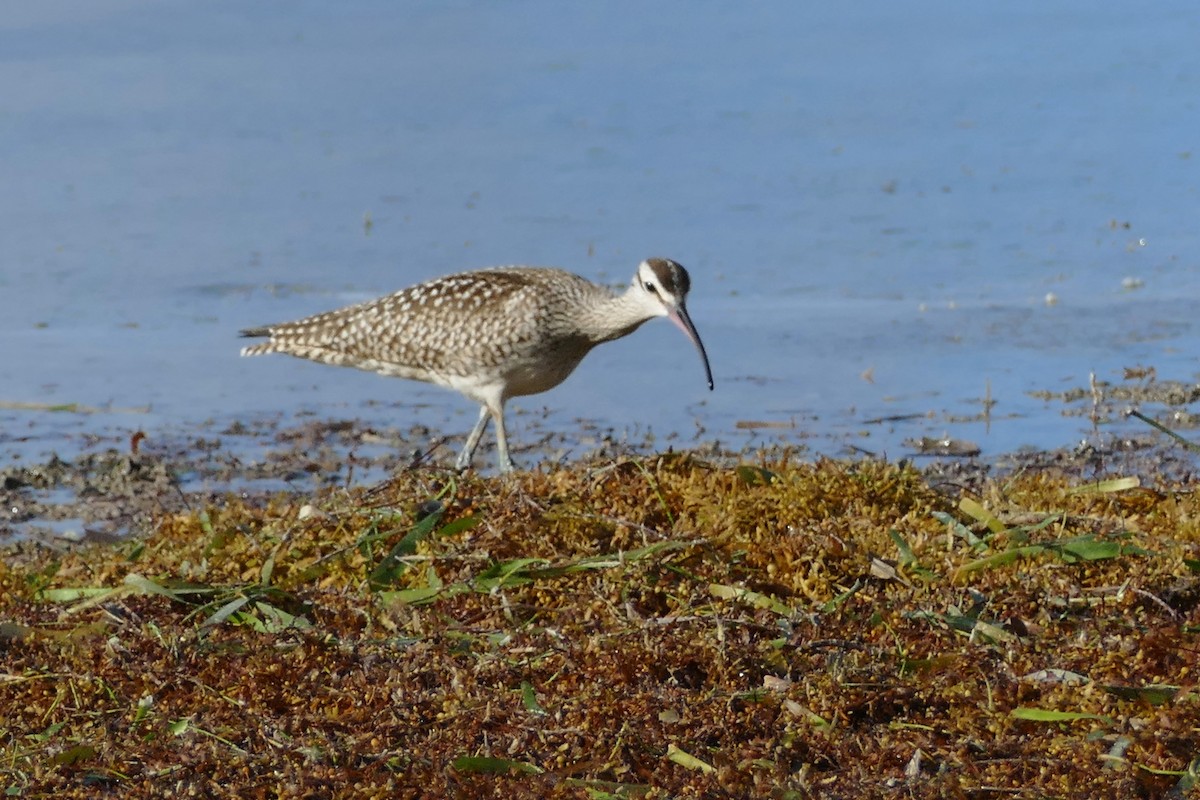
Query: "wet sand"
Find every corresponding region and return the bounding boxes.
[4,382,1199,548]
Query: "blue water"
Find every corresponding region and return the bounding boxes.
[2,1,1199,466]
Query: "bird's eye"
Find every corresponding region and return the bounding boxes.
[644,282,659,294]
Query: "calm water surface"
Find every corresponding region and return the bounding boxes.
[2,1,1199,467]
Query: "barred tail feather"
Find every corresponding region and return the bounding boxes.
[240,326,279,357]
[241,343,279,357]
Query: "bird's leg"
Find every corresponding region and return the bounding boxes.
[490,403,516,474]
[457,405,491,471]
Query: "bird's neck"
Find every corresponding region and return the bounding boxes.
[574,285,654,345]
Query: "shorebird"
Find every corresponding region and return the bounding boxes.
[240,258,713,472]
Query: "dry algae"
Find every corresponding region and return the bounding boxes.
[2,455,1199,798]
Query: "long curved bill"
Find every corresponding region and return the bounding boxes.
[666,303,714,390]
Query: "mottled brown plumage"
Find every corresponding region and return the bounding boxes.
[241,258,712,472]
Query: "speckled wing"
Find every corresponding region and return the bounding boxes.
[240,268,577,385]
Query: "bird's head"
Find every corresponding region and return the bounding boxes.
[633,258,714,391]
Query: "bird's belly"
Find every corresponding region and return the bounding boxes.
[367,336,592,402]
[501,356,583,398]
[429,357,578,405]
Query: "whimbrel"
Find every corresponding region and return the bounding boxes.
[240,257,713,472]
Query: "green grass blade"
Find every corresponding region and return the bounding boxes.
[1103,684,1180,706]
[933,511,983,547]
[201,596,252,628]
[520,681,547,715]
[474,558,549,589]
[1068,476,1140,494]
[451,756,542,775]
[958,497,1006,535]
[1011,707,1114,724]
[39,587,116,603]
[889,529,917,567]
[954,545,1045,576]
[709,583,793,616]
[666,744,715,773]
[367,509,445,591]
